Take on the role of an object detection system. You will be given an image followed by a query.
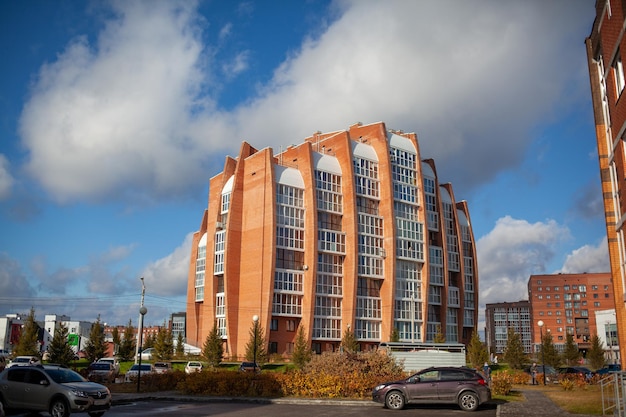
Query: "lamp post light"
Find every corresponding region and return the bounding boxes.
[252,315,259,368]
[136,276,147,393]
[136,305,147,393]
[538,320,546,386]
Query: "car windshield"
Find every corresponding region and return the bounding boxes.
[46,368,86,383]
[90,363,111,370]
[130,364,152,371]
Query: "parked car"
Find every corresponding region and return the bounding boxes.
[136,348,155,361]
[124,364,154,382]
[153,362,172,374]
[559,366,594,382]
[0,364,111,416]
[184,361,203,374]
[239,361,261,373]
[7,356,40,368]
[597,364,621,375]
[96,358,120,375]
[372,366,491,412]
[87,362,116,384]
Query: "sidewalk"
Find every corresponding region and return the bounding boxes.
[112,389,599,416]
[497,389,598,417]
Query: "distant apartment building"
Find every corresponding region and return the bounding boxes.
[485,301,532,355]
[186,121,479,359]
[528,273,615,353]
[170,312,186,342]
[43,315,93,354]
[0,313,28,353]
[586,0,626,369]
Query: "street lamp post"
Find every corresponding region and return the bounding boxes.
[252,315,259,368]
[136,305,147,393]
[538,320,546,386]
[136,276,147,393]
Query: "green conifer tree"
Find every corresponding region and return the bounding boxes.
[562,333,580,366]
[84,316,107,363]
[503,328,526,369]
[587,334,607,370]
[48,322,75,366]
[154,326,174,361]
[292,325,312,369]
[541,331,561,368]
[176,332,185,358]
[245,319,267,364]
[340,326,359,353]
[13,307,40,357]
[203,321,224,368]
[467,329,489,369]
[143,333,155,349]
[390,328,400,343]
[118,319,136,361]
[433,324,446,343]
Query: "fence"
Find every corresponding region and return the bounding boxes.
[601,372,626,416]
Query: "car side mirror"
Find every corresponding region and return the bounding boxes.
[39,379,49,386]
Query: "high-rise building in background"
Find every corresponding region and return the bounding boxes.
[586,0,626,369]
[528,273,615,354]
[186,121,479,359]
[485,301,532,355]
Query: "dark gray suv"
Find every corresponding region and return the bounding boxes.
[0,364,111,417]
[372,366,491,412]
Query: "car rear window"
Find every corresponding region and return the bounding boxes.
[7,368,28,382]
[440,370,474,381]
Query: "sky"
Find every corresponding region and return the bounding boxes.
[0,0,608,334]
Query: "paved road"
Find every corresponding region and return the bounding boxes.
[5,400,498,417]
[106,400,497,417]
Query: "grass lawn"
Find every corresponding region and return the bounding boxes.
[521,384,604,415]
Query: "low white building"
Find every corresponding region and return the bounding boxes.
[595,309,620,365]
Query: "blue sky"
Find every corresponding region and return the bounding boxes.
[0,0,606,331]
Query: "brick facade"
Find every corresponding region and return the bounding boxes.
[586,0,626,369]
[186,121,479,360]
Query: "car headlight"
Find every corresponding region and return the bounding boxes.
[374,384,387,391]
[71,389,89,398]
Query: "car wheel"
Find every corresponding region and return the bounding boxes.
[385,390,406,410]
[458,391,479,412]
[0,393,8,413]
[50,398,70,417]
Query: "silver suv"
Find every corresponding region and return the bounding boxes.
[0,364,111,417]
[372,366,491,412]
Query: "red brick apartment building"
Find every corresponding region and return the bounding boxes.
[586,0,626,368]
[528,273,615,353]
[186,121,479,360]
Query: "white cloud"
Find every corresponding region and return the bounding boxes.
[0,155,14,200]
[558,236,610,274]
[0,252,36,299]
[140,232,193,297]
[476,216,570,306]
[222,50,250,79]
[18,0,593,205]
[20,1,215,204]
